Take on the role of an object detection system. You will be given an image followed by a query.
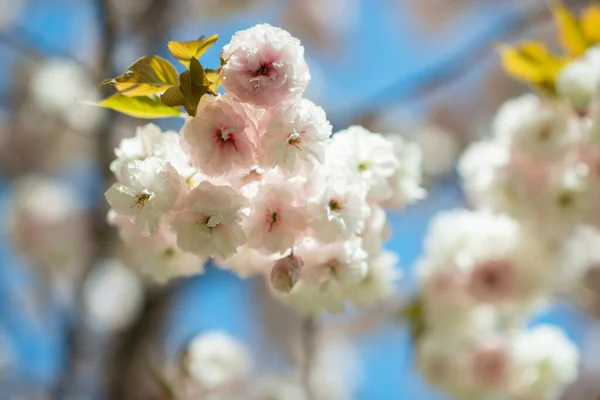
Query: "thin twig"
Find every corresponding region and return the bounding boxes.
[300,316,318,400]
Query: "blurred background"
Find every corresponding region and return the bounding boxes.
[0,0,598,399]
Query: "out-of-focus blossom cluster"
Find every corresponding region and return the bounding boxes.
[179,329,359,400]
[409,25,600,400]
[460,45,600,240]
[0,59,102,176]
[6,176,91,275]
[414,210,580,400]
[105,24,424,314]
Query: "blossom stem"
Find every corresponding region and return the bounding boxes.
[300,315,318,400]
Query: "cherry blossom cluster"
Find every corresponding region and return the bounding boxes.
[460,44,600,241]
[105,24,424,313]
[415,210,579,399]
[411,44,600,400]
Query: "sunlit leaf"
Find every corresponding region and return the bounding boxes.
[93,94,181,119]
[498,41,565,88]
[204,68,222,92]
[99,56,178,96]
[582,6,600,44]
[550,0,588,55]
[160,86,185,107]
[167,34,218,68]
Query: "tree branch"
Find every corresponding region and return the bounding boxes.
[300,316,318,400]
[52,0,119,398]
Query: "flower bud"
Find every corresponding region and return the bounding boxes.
[270,254,303,293]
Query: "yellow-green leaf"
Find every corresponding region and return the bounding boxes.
[167,35,218,68]
[582,6,600,44]
[94,94,181,119]
[550,0,588,55]
[204,69,222,92]
[498,42,564,85]
[99,56,178,96]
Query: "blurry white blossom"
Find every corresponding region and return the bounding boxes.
[185,331,251,390]
[510,326,580,400]
[6,176,90,272]
[82,259,144,332]
[413,124,459,179]
[30,59,104,132]
[557,45,600,111]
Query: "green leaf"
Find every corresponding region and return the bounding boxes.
[99,56,178,96]
[179,72,208,117]
[189,57,205,87]
[93,94,181,119]
[167,34,218,68]
[160,86,185,107]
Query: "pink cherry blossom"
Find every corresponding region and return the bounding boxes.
[307,172,369,243]
[259,98,331,172]
[221,24,310,107]
[182,95,259,177]
[171,181,247,259]
[327,125,398,201]
[111,123,195,179]
[468,259,518,305]
[245,180,308,254]
[470,339,511,390]
[105,157,183,235]
[296,237,368,287]
[114,216,205,283]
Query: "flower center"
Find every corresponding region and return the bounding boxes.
[131,192,152,209]
[325,258,340,276]
[329,199,342,212]
[215,128,238,150]
[482,269,499,289]
[269,211,279,232]
[256,64,269,76]
[197,213,223,233]
[162,248,175,258]
[557,191,575,209]
[287,131,302,149]
[537,125,552,142]
[358,162,370,172]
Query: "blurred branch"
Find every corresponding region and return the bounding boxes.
[52,0,118,398]
[334,0,587,126]
[300,316,317,400]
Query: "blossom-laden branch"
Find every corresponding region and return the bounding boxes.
[96,18,425,400]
